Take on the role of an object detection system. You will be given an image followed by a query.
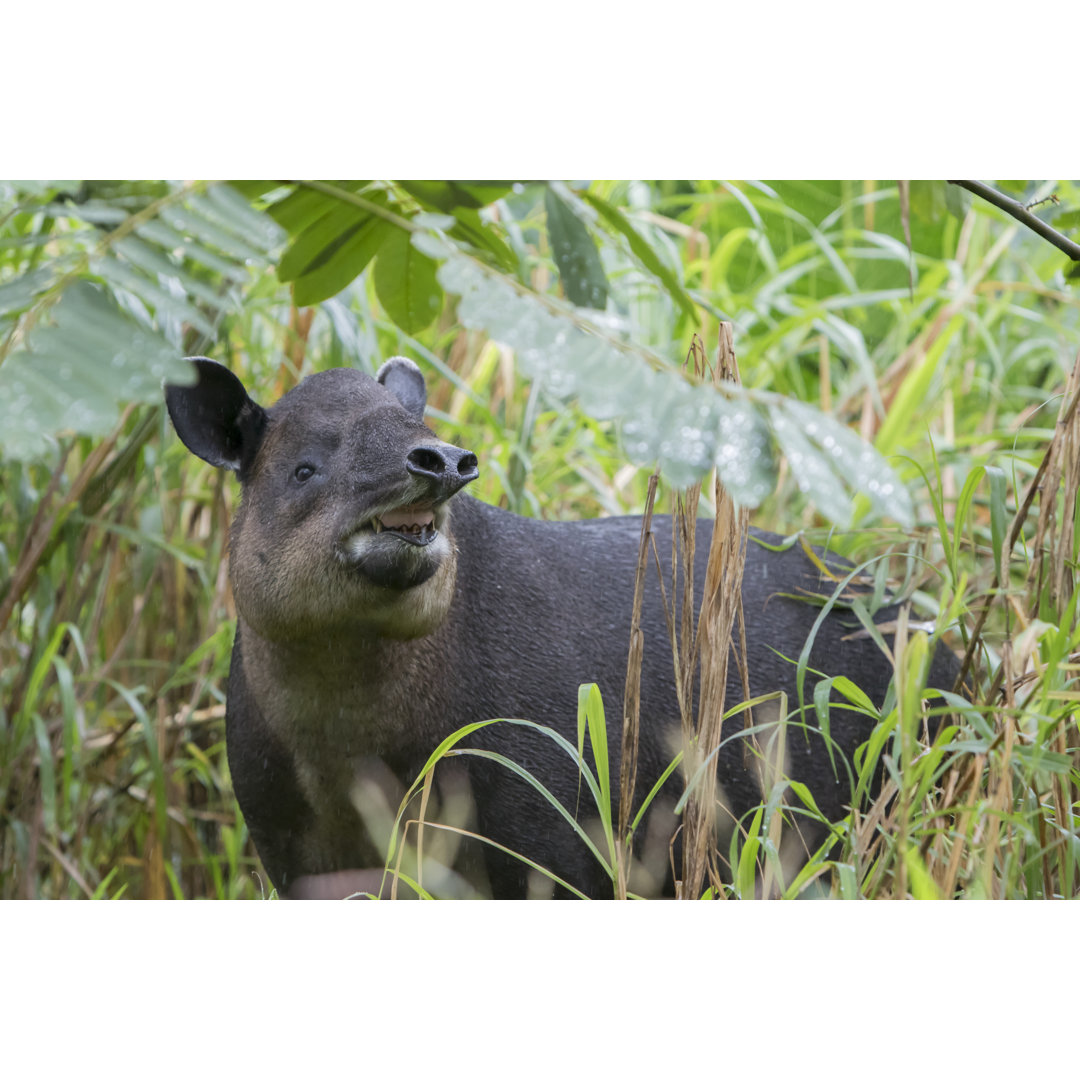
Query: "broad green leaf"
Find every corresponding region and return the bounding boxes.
[278,191,388,283]
[581,189,697,322]
[544,185,609,310]
[226,180,285,201]
[292,216,391,306]
[265,181,370,235]
[812,678,838,773]
[736,806,764,898]
[830,676,877,714]
[874,314,963,458]
[397,180,514,213]
[902,845,942,899]
[908,181,948,225]
[374,228,443,333]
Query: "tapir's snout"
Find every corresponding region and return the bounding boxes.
[406,442,479,499]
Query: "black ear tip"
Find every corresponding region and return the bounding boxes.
[165,357,264,473]
[165,356,221,398]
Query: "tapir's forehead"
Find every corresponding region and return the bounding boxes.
[271,367,390,417]
[256,367,430,464]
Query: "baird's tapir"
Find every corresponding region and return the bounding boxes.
[166,356,958,899]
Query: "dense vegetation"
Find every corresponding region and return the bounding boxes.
[1,179,1077,899]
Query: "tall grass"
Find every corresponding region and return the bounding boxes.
[1,180,1077,898]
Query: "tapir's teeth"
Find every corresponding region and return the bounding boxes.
[367,517,437,537]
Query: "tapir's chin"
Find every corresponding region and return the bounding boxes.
[341,527,451,590]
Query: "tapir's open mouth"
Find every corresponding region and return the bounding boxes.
[370,504,437,547]
[339,498,454,589]
[344,500,447,552]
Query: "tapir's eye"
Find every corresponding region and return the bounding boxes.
[294,464,316,483]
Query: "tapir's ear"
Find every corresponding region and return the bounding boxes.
[165,358,267,477]
[376,356,427,421]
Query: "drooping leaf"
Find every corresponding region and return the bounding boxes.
[0,282,187,460]
[0,181,282,463]
[544,185,609,310]
[435,249,775,502]
[93,254,216,338]
[777,399,913,527]
[432,240,910,520]
[158,202,268,263]
[374,228,443,333]
[770,403,854,527]
[201,183,286,254]
[580,189,698,322]
[0,267,53,318]
[447,207,518,274]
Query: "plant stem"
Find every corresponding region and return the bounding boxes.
[949,180,1080,262]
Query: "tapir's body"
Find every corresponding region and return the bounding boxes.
[166,357,957,899]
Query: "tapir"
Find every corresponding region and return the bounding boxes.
[165,356,958,899]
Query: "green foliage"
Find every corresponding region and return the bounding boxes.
[0,180,282,460]
[1,178,1079,898]
[544,184,609,309]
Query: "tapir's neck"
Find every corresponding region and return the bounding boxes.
[238,614,452,765]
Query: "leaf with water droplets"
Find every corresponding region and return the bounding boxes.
[771,403,854,527]
[0,282,186,461]
[544,185,609,310]
[437,251,779,506]
[783,400,913,526]
[0,268,54,318]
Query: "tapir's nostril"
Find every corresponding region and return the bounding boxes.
[407,447,446,476]
[406,443,479,492]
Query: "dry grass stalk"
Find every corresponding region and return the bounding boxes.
[1029,348,1080,612]
[958,349,1080,695]
[680,325,751,899]
[616,469,660,899]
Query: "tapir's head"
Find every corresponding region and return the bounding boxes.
[165,357,478,642]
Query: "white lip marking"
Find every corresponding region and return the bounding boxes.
[345,528,450,564]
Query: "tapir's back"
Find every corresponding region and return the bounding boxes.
[437,496,951,897]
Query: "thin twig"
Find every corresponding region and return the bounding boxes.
[949,181,1080,262]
